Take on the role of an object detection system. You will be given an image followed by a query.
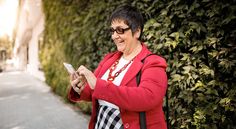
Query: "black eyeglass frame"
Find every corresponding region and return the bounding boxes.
[109,27,131,35]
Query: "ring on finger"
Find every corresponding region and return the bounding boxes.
[76,83,80,88]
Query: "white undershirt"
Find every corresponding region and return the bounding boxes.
[98,56,133,109]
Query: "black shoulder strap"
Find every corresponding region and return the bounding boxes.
[136,54,156,85]
[136,54,169,129]
[136,54,155,129]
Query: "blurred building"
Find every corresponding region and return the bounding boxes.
[13,0,45,80]
[0,48,6,72]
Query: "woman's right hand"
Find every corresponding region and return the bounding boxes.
[70,72,85,94]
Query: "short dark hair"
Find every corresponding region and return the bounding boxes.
[109,5,144,39]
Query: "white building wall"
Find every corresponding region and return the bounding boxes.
[27,15,44,80]
[13,0,45,81]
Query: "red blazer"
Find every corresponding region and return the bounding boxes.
[68,44,168,129]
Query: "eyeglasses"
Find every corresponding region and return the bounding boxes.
[109,27,130,35]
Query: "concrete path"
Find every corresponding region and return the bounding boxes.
[0,71,89,129]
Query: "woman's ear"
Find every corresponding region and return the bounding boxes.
[134,28,141,39]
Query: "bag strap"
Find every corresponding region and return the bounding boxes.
[136,54,155,129]
[136,54,169,129]
[136,53,156,86]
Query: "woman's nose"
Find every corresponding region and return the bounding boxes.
[112,32,119,39]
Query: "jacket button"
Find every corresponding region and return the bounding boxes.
[124,123,129,128]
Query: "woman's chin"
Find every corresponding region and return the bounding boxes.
[116,44,125,52]
[116,46,124,52]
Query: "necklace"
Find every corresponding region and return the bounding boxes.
[107,57,134,82]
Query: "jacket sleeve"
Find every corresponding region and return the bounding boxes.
[92,56,168,111]
[68,84,93,102]
[67,52,116,102]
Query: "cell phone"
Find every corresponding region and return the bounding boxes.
[63,62,76,74]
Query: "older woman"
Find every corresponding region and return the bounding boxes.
[68,5,168,129]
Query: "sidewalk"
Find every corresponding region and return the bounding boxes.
[0,71,89,129]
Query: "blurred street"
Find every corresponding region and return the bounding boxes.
[0,70,89,129]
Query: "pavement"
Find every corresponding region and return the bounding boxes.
[0,71,90,129]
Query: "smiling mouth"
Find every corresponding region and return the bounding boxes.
[115,40,124,44]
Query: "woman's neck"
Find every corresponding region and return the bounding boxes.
[122,42,142,60]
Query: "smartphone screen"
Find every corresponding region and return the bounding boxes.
[63,62,76,74]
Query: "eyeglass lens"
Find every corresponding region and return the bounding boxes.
[110,27,130,34]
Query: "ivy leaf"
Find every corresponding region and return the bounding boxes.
[172,74,182,82]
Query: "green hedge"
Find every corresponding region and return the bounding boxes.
[41,0,236,128]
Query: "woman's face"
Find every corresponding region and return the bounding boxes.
[111,19,140,54]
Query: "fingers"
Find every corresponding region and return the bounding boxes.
[72,80,86,94]
[71,80,80,93]
[70,71,86,94]
[71,77,80,87]
[72,86,81,94]
[73,84,85,94]
[76,65,89,76]
[70,72,79,81]
[76,79,85,88]
[76,66,82,75]
[76,65,96,90]
[70,65,90,94]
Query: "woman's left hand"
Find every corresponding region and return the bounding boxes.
[77,65,97,89]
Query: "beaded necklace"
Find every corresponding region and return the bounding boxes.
[107,57,133,82]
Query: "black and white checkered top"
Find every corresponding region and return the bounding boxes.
[95,57,133,129]
[95,105,124,129]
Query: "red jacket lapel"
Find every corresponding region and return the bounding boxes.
[121,44,151,85]
[97,51,122,78]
